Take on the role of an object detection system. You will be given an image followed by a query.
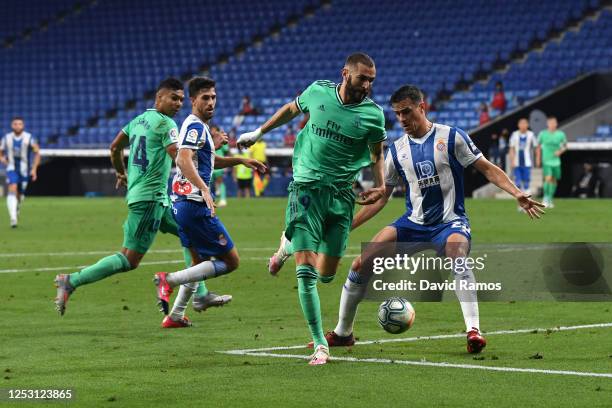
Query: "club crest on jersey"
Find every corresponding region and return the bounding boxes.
[172,180,193,195]
[415,160,440,189]
[218,233,228,246]
[436,139,446,151]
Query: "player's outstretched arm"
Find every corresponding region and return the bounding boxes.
[214,155,267,173]
[110,130,130,188]
[237,101,301,148]
[351,185,394,230]
[356,141,386,205]
[472,156,545,219]
[176,148,216,216]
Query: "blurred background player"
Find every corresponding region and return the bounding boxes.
[234,145,253,198]
[509,118,538,201]
[237,52,387,365]
[0,117,40,228]
[211,124,230,207]
[53,78,227,317]
[249,139,269,197]
[155,77,265,326]
[317,85,544,354]
[537,116,567,208]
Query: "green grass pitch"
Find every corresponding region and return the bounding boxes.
[1,197,611,407]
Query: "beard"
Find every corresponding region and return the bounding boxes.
[346,75,367,102]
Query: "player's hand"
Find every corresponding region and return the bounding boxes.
[237,128,262,148]
[356,186,385,205]
[516,193,545,219]
[201,187,216,217]
[115,172,127,189]
[242,158,267,173]
[213,130,229,149]
[30,169,37,182]
[554,150,562,157]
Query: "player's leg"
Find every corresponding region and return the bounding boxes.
[6,178,19,228]
[154,201,237,313]
[438,222,486,353]
[215,173,227,207]
[332,226,398,342]
[54,201,163,315]
[285,183,329,364]
[523,166,531,194]
[268,230,294,275]
[548,166,561,207]
[542,166,554,207]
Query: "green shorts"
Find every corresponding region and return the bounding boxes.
[284,182,355,258]
[212,169,225,180]
[543,164,561,180]
[122,201,178,253]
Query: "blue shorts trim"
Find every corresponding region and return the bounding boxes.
[172,200,234,258]
[390,215,471,255]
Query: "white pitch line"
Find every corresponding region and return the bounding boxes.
[221,322,612,354]
[230,351,612,379]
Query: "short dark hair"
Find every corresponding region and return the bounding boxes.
[189,76,216,97]
[157,77,183,93]
[390,85,424,105]
[11,116,24,122]
[547,115,557,120]
[345,52,375,68]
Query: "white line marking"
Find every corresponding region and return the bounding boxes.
[221,322,612,353]
[229,351,612,379]
[219,322,612,378]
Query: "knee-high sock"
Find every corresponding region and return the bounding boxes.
[7,193,18,221]
[550,181,557,200]
[453,260,480,331]
[181,248,208,296]
[334,270,368,337]
[169,282,198,321]
[296,265,327,348]
[543,182,551,201]
[166,260,229,287]
[68,252,131,288]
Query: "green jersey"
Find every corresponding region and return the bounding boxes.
[537,129,567,166]
[294,80,386,185]
[216,144,230,157]
[121,109,178,205]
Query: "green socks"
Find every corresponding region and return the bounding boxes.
[219,183,227,201]
[543,181,557,202]
[296,264,327,348]
[69,252,131,288]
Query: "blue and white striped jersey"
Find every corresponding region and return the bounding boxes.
[385,123,482,226]
[509,130,537,167]
[1,132,36,175]
[170,114,215,203]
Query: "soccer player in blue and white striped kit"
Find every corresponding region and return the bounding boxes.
[509,118,538,196]
[0,117,40,228]
[319,85,545,353]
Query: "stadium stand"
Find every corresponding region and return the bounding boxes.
[0,0,608,149]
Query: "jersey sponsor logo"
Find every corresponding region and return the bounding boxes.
[436,139,446,152]
[310,123,354,145]
[172,180,193,195]
[185,129,199,144]
[415,160,440,189]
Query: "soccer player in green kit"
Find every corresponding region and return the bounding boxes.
[54,78,229,318]
[211,124,230,207]
[536,116,567,208]
[237,53,387,365]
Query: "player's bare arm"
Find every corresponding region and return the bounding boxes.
[555,143,567,157]
[165,142,178,161]
[351,185,394,230]
[176,148,216,216]
[472,156,545,219]
[214,155,267,173]
[109,130,130,188]
[30,142,41,182]
[356,141,386,205]
[237,101,301,147]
